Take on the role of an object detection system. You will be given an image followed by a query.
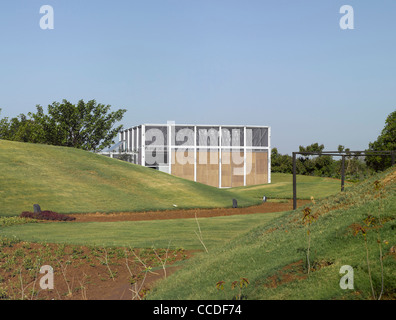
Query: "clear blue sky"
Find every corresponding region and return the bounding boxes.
[0,0,395,154]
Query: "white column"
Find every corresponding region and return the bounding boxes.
[219,126,222,188]
[126,129,130,152]
[137,127,140,164]
[131,129,134,153]
[141,125,145,166]
[268,126,271,184]
[122,131,126,151]
[194,125,197,182]
[243,126,247,186]
[168,122,172,174]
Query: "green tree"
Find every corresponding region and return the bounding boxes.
[299,142,325,154]
[297,143,325,175]
[1,100,127,152]
[366,110,396,171]
[0,108,10,139]
[0,110,43,143]
[271,148,292,173]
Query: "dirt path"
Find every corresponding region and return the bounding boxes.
[68,199,310,223]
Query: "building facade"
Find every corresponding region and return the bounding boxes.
[118,123,271,188]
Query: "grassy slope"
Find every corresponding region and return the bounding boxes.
[148,167,396,300]
[0,140,342,216]
[0,140,244,216]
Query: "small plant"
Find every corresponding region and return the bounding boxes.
[0,286,9,300]
[353,220,376,299]
[96,247,116,281]
[56,258,74,297]
[231,278,250,300]
[216,278,250,300]
[125,247,158,300]
[302,206,317,275]
[373,180,385,300]
[14,248,25,258]
[194,212,208,253]
[0,217,36,227]
[152,242,171,279]
[216,280,226,291]
[350,179,388,300]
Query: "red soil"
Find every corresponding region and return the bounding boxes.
[68,199,310,223]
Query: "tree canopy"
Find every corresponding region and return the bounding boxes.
[365,110,396,171]
[0,99,126,151]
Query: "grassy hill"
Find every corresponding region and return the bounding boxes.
[0,140,343,217]
[0,140,246,216]
[147,167,396,300]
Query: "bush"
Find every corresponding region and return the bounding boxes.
[0,217,36,227]
[20,210,76,221]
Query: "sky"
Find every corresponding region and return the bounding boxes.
[0,0,395,154]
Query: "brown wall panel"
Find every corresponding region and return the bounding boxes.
[197,150,219,187]
[230,150,244,187]
[221,151,232,188]
[255,151,268,185]
[246,151,256,186]
[171,149,194,181]
[244,150,268,186]
[171,149,268,188]
[196,150,208,185]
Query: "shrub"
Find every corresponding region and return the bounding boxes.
[20,210,75,221]
[0,217,36,227]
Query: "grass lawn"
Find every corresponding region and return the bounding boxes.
[0,212,282,250]
[0,140,344,217]
[226,173,346,201]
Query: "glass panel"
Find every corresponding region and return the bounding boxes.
[133,127,137,151]
[221,127,244,147]
[197,126,219,147]
[246,128,268,147]
[173,126,195,146]
[145,147,168,166]
[145,126,168,147]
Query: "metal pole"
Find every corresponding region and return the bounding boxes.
[341,155,345,192]
[293,152,297,210]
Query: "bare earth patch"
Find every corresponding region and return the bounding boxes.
[0,241,194,300]
[68,200,310,223]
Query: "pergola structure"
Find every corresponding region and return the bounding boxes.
[292,150,395,210]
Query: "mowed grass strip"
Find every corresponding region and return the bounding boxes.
[0,212,282,250]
